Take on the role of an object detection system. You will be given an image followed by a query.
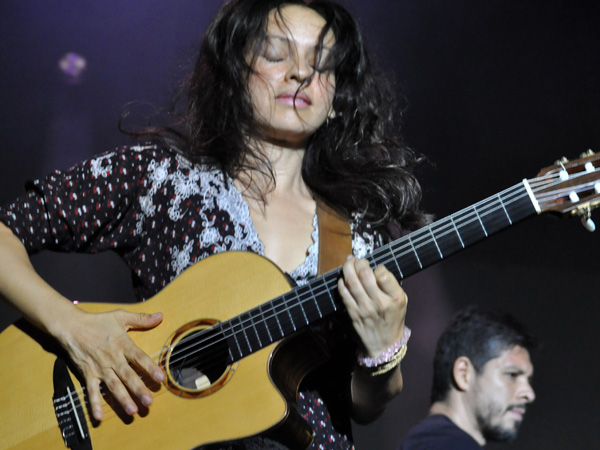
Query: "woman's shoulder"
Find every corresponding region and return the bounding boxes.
[90,142,183,167]
[86,143,223,180]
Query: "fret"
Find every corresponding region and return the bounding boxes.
[284,297,297,332]
[428,226,443,259]
[296,293,310,325]
[228,312,264,358]
[294,288,317,325]
[219,320,232,357]
[305,282,323,319]
[249,312,263,349]
[450,215,465,248]
[497,193,513,225]
[267,296,286,340]
[392,241,422,278]
[453,207,488,245]
[432,218,465,257]
[409,230,443,269]
[473,205,489,237]
[256,303,274,343]
[236,313,254,356]
[319,272,341,315]
[386,244,405,279]
[407,234,423,269]
[288,302,303,334]
[324,274,338,313]
[476,199,511,236]
[222,320,243,362]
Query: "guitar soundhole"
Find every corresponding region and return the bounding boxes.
[162,320,235,398]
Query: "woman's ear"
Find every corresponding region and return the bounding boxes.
[453,356,475,392]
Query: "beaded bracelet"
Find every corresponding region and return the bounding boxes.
[370,344,408,376]
[357,326,411,375]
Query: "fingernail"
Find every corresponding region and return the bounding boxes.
[142,394,153,407]
[151,312,162,318]
[154,370,165,382]
[94,408,104,421]
[125,403,137,415]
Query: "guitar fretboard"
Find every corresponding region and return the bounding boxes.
[220,181,537,363]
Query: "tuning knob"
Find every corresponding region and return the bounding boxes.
[555,156,569,166]
[582,216,596,232]
[579,206,596,232]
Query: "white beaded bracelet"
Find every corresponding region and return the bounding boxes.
[357,326,411,368]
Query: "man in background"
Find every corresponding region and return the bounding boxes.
[398,306,536,449]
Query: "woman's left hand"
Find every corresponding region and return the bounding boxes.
[338,256,407,357]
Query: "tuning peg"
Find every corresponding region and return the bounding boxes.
[555,156,569,165]
[579,206,596,232]
[582,216,596,232]
[558,163,580,202]
[581,149,595,158]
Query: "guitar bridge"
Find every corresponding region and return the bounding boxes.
[52,359,92,450]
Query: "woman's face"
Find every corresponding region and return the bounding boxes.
[248,5,336,147]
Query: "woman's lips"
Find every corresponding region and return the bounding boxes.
[276,93,311,107]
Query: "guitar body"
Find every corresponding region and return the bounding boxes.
[0,251,322,450]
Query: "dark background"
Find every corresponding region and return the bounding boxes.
[1,1,599,449]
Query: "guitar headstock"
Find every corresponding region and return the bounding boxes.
[529,150,600,230]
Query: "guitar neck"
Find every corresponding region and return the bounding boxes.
[372,180,538,280]
[220,181,538,363]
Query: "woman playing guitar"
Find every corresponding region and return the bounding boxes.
[0,1,429,448]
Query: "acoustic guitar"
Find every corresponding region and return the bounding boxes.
[1,152,599,450]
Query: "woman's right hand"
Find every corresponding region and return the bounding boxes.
[52,308,164,421]
[1,222,164,420]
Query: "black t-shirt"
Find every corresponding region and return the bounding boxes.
[398,414,482,450]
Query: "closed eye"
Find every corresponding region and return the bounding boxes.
[260,36,291,64]
[263,55,285,63]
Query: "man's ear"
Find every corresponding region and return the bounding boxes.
[453,356,475,392]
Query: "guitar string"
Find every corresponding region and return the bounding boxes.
[529,180,600,203]
[150,168,585,373]
[80,168,595,388]
[55,165,598,419]
[56,383,175,426]
[150,167,598,372]
[55,167,597,421]
[94,167,598,380]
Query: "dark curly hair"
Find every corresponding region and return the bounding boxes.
[129,0,430,233]
[430,306,537,404]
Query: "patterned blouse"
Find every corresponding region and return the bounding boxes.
[0,144,385,450]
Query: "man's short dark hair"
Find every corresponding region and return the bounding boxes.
[430,306,536,403]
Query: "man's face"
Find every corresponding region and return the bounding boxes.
[470,345,535,442]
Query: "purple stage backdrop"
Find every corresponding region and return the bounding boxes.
[1,1,599,449]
